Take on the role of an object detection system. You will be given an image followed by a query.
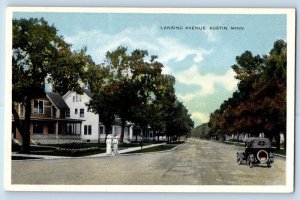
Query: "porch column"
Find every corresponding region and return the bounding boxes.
[129,126,133,141]
[55,121,59,138]
[30,124,33,135]
[43,124,48,135]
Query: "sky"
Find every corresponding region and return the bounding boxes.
[13,12,287,126]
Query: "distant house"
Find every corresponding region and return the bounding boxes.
[111,117,134,143]
[12,92,84,144]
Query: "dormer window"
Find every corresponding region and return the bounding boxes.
[34,100,44,114]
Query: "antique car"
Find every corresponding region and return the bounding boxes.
[236,137,274,168]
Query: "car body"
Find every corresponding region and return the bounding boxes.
[236,137,274,168]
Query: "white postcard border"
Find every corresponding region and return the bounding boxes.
[4,7,296,193]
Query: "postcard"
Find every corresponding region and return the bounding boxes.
[4,7,295,193]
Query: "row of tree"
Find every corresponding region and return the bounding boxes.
[191,40,287,150]
[12,18,194,153]
[86,46,194,143]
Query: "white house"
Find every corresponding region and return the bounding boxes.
[63,88,134,143]
[63,89,103,143]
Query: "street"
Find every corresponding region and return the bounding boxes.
[11,139,285,185]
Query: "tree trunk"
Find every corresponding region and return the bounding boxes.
[12,103,31,154]
[104,122,112,142]
[145,128,148,139]
[104,124,111,135]
[284,132,286,151]
[119,119,125,144]
[276,132,281,151]
[135,131,138,142]
[22,96,32,153]
[12,107,24,139]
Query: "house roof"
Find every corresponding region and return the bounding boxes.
[82,88,93,99]
[46,92,70,111]
[62,88,94,100]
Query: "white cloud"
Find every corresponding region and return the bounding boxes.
[176,93,196,101]
[65,26,211,64]
[176,65,238,100]
[191,112,209,124]
[156,37,210,63]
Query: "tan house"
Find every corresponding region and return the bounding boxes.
[12,92,84,144]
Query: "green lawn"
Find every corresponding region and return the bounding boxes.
[125,143,182,154]
[13,142,162,157]
[272,148,286,156]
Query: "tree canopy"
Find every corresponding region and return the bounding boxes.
[87,47,194,143]
[12,18,93,152]
[195,40,287,150]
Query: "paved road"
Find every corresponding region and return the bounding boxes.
[11,139,285,185]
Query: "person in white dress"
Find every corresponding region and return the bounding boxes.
[112,136,119,155]
[106,134,112,155]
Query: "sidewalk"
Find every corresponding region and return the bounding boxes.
[87,142,166,158]
[12,142,167,160]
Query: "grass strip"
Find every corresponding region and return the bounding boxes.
[222,141,286,156]
[125,143,181,154]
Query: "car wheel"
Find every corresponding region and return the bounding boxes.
[267,162,272,168]
[247,156,254,168]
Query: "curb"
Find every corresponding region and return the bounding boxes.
[274,153,286,158]
[11,142,170,161]
[120,142,186,156]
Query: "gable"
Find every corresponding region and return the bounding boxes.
[46,92,70,111]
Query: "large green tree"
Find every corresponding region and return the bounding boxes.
[98,47,164,143]
[87,64,119,137]
[88,47,194,143]
[12,18,91,153]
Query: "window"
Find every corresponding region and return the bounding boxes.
[88,126,92,135]
[80,109,84,117]
[67,123,81,135]
[258,141,266,146]
[100,126,105,135]
[73,96,75,102]
[66,110,70,117]
[84,125,92,135]
[34,100,44,114]
[75,109,78,114]
[75,94,82,102]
